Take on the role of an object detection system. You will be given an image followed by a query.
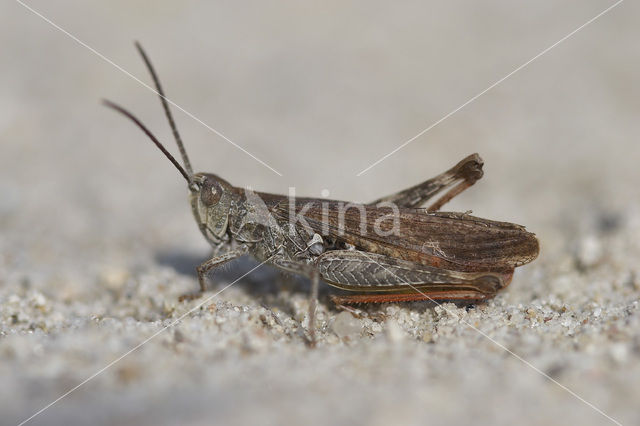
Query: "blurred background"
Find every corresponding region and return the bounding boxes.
[1,1,638,425]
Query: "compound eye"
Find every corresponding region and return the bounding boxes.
[200,179,222,206]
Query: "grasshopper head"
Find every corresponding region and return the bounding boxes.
[190,173,234,243]
[103,44,237,245]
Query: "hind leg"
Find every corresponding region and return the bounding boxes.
[316,250,509,305]
[368,153,484,211]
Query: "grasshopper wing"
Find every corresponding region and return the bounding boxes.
[273,200,539,273]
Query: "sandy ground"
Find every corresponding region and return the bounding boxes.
[1,1,639,425]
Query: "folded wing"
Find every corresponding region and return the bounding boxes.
[272,199,539,273]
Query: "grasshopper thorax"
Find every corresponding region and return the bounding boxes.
[190,173,234,244]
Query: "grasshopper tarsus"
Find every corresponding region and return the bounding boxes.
[106,43,540,345]
[330,299,388,322]
[331,297,366,316]
[178,291,204,303]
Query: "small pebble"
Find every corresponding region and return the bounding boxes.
[609,343,629,364]
[332,311,362,339]
[576,235,603,268]
[385,319,406,343]
[29,291,47,308]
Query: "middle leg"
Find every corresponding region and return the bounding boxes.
[270,258,321,347]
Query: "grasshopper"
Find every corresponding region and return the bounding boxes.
[105,43,539,344]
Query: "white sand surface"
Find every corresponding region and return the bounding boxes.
[1,2,639,425]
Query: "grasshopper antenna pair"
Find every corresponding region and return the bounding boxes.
[103,42,194,187]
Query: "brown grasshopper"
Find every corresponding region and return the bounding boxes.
[105,43,539,344]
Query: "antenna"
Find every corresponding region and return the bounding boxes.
[103,99,191,183]
[134,41,194,176]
